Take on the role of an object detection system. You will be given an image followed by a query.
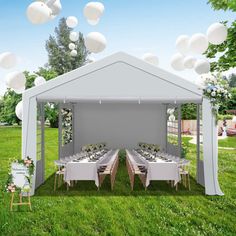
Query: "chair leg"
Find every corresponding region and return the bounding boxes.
[54,174,57,191]
[188,174,191,191]
[176,183,178,191]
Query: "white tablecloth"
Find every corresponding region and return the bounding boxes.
[64,150,119,187]
[126,150,180,186]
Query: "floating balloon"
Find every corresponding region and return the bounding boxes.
[69,32,79,42]
[5,71,26,90]
[47,0,62,16]
[87,19,100,26]
[15,101,23,120]
[189,33,209,54]
[170,53,185,71]
[34,76,46,86]
[85,32,107,53]
[69,43,76,50]
[66,16,78,28]
[142,53,159,66]
[13,86,25,94]
[183,56,197,69]
[194,59,210,75]
[207,23,228,45]
[26,2,52,24]
[0,52,17,69]
[70,50,77,57]
[176,35,190,55]
[84,2,104,25]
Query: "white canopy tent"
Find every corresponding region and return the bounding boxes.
[22,52,223,196]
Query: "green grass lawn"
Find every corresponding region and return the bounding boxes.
[218,136,236,148]
[0,127,236,236]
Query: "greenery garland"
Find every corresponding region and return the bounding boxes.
[4,156,35,193]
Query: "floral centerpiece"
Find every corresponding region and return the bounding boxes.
[201,73,231,118]
[5,157,35,193]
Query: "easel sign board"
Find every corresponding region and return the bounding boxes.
[11,163,30,189]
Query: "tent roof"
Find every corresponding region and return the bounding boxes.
[23,52,203,103]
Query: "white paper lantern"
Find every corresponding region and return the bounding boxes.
[189,33,209,54]
[169,114,176,122]
[176,35,190,55]
[170,53,185,71]
[70,50,77,57]
[47,0,62,16]
[26,2,52,24]
[66,16,78,28]
[69,43,76,50]
[13,86,25,94]
[0,52,17,69]
[207,23,228,45]
[194,59,210,75]
[34,76,46,86]
[183,56,197,69]
[85,32,107,53]
[87,19,100,26]
[84,2,104,23]
[142,53,159,66]
[5,71,26,90]
[69,32,79,42]
[15,101,23,120]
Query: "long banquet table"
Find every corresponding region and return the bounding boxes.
[126,149,181,187]
[64,149,119,188]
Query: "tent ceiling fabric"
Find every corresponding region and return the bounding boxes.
[24,52,202,102]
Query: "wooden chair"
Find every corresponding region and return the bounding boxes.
[126,155,147,191]
[54,161,66,191]
[97,154,119,190]
[179,161,191,190]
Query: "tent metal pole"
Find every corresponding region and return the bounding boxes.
[178,105,182,158]
[196,104,200,183]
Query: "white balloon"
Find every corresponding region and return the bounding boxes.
[169,114,176,122]
[189,33,209,54]
[13,86,25,94]
[66,16,78,28]
[176,35,190,55]
[26,2,52,24]
[85,32,107,53]
[69,43,76,50]
[207,23,228,45]
[70,50,77,57]
[0,52,17,69]
[194,59,210,75]
[34,76,46,86]
[5,71,26,90]
[183,56,197,69]
[142,53,159,66]
[170,53,185,71]
[48,0,62,16]
[84,2,104,21]
[69,32,79,42]
[15,101,23,120]
[87,18,100,26]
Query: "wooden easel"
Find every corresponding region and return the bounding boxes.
[10,192,32,211]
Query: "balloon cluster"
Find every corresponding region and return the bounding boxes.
[66,2,107,56]
[171,23,228,75]
[26,0,62,24]
[142,53,159,67]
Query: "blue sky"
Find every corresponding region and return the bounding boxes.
[0,0,235,95]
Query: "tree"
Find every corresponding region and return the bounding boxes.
[205,1,236,72]
[181,104,197,120]
[229,73,236,87]
[46,18,89,75]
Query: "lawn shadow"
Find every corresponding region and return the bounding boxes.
[35,164,205,197]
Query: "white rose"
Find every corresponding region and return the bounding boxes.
[211,91,216,97]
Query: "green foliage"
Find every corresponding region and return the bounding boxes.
[46,18,89,75]
[181,103,197,120]
[218,114,233,120]
[208,0,236,11]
